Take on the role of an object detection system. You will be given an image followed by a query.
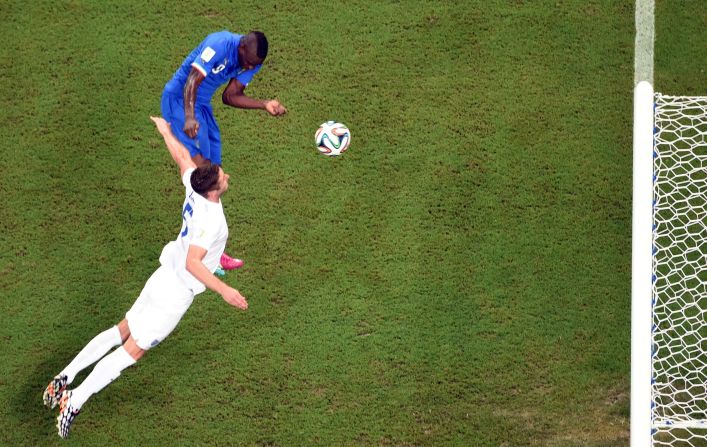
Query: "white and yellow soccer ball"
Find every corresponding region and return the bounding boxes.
[315,121,351,156]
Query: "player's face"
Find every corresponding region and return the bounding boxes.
[217,167,230,194]
[239,40,263,70]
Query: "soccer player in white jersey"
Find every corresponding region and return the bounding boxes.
[43,116,248,439]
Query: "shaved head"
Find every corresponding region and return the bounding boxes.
[248,31,268,60]
[238,31,268,70]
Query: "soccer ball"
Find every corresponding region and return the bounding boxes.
[315,121,351,156]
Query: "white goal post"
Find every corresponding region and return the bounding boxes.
[632,81,707,446]
[632,80,654,447]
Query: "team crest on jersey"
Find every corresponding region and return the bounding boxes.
[200,47,216,63]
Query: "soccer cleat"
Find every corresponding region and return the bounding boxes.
[220,253,244,270]
[43,374,68,409]
[56,390,80,439]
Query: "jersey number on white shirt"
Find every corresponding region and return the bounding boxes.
[181,197,194,237]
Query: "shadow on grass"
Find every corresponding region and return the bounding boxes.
[12,353,73,446]
[12,332,194,445]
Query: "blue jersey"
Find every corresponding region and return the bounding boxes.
[164,31,261,104]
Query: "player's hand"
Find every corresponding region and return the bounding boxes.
[150,116,171,135]
[265,100,287,116]
[184,116,200,138]
[221,286,248,310]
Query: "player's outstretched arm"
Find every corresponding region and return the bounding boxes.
[183,68,205,138]
[222,79,287,116]
[150,116,197,176]
[185,245,248,310]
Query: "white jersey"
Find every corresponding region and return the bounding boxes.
[158,168,228,294]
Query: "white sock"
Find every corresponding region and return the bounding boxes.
[60,326,122,384]
[70,346,136,409]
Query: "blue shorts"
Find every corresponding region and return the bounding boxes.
[160,90,222,165]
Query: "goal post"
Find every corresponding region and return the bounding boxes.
[632,81,707,446]
[632,80,655,447]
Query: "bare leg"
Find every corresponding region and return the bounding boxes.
[122,335,146,361]
[117,319,131,343]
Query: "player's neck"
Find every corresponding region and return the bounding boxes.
[203,190,221,203]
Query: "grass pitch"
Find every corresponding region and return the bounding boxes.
[0,1,704,446]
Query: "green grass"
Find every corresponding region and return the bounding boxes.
[655,0,707,95]
[0,1,703,445]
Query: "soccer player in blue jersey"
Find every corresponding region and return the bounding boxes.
[162,30,287,270]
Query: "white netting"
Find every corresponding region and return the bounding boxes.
[652,94,707,446]
[653,427,707,447]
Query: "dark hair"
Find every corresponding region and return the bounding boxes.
[251,31,268,60]
[190,162,220,195]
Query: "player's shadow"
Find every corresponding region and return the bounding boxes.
[12,321,131,444]
[14,328,189,444]
[15,351,78,445]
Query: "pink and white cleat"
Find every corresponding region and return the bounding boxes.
[220,253,244,270]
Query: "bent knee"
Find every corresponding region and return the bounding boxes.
[117,319,131,343]
[123,337,146,361]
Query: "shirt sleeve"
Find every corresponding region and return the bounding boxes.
[190,36,228,78]
[182,167,195,190]
[235,65,261,87]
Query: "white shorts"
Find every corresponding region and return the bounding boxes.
[125,266,195,350]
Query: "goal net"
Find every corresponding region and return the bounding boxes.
[633,82,707,447]
[651,93,707,446]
